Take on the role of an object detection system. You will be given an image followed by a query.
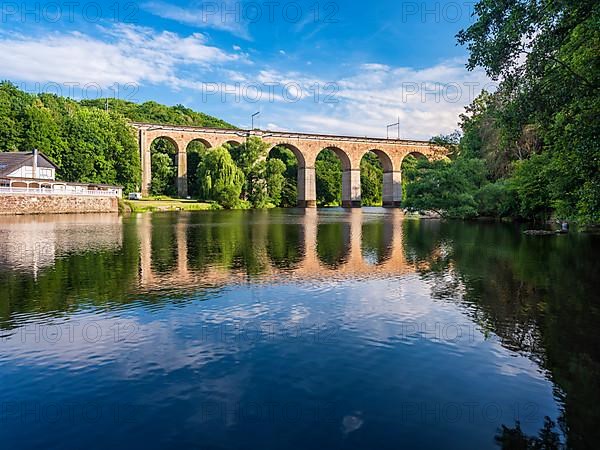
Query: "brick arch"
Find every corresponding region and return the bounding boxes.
[185,137,213,150]
[316,146,352,171]
[149,135,181,154]
[268,142,307,168]
[314,146,358,208]
[401,150,430,164]
[360,149,395,172]
[224,140,243,148]
[147,135,183,196]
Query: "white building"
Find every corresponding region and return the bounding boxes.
[0,150,122,197]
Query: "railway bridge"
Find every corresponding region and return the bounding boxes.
[132,123,448,207]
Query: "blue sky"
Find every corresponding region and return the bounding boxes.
[0,1,492,138]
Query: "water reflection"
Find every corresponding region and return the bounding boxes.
[134,208,412,292]
[0,214,123,276]
[0,210,598,449]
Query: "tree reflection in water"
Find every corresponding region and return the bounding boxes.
[401,220,599,449]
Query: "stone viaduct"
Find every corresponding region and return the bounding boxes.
[132,122,448,207]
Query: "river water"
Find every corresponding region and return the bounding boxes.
[0,209,598,449]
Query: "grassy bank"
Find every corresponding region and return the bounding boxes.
[121,197,214,213]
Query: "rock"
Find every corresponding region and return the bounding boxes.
[524,230,556,235]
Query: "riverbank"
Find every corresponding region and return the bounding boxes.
[121,197,214,213]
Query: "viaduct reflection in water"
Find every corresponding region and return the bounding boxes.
[138,209,417,291]
[0,209,424,310]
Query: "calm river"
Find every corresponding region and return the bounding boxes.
[0,209,598,449]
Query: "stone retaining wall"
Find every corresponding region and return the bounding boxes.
[0,194,118,215]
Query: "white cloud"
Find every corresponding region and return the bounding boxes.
[251,62,492,139]
[0,24,247,88]
[142,1,251,40]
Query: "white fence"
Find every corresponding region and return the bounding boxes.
[0,186,121,198]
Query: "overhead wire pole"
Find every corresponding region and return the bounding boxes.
[387,118,400,139]
[251,111,260,131]
[248,111,260,146]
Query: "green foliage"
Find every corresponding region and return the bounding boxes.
[58,107,141,192]
[0,82,144,192]
[196,146,245,209]
[455,0,600,225]
[0,82,29,152]
[316,149,342,206]
[265,158,286,206]
[401,155,419,203]
[360,152,383,206]
[150,138,177,197]
[228,137,272,206]
[246,160,270,208]
[269,146,298,207]
[229,137,270,177]
[186,141,208,197]
[404,158,487,219]
[80,99,235,128]
[23,101,67,164]
[475,180,517,218]
[151,152,176,196]
[508,153,553,222]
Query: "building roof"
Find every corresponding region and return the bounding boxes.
[0,151,59,177]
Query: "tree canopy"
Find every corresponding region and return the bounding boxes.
[403,0,600,225]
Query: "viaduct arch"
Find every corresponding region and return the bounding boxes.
[132,123,448,207]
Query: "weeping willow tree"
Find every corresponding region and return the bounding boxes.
[196,146,245,208]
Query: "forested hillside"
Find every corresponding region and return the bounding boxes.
[80,99,234,129]
[0,82,233,192]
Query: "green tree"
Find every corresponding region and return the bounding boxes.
[22,102,66,166]
[228,137,271,201]
[316,149,342,206]
[456,0,600,224]
[151,152,175,196]
[80,99,235,129]
[197,146,245,208]
[149,138,177,196]
[360,152,383,206]
[404,158,487,219]
[186,141,208,198]
[0,81,29,152]
[265,158,286,206]
[268,146,298,207]
[509,153,553,222]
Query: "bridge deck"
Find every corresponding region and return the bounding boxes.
[130,122,433,147]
